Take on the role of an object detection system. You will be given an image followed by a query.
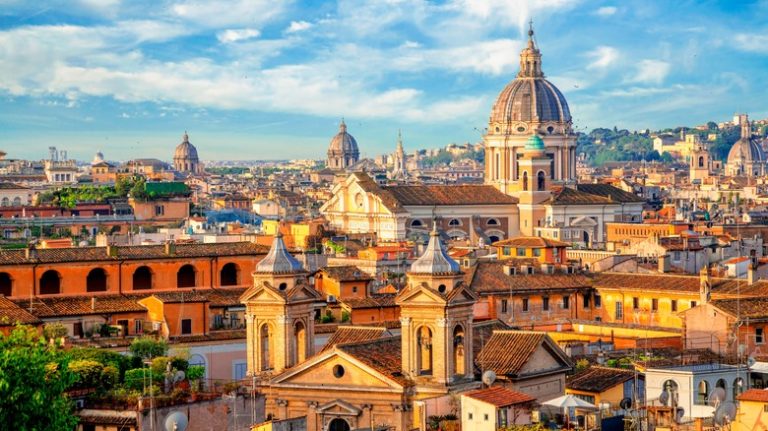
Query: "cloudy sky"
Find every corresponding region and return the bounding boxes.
[1,0,767,162]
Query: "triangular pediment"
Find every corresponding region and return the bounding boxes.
[240,283,287,305]
[446,284,478,305]
[271,350,402,390]
[317,399,361,416]
[396,285,446,306]
[285,283,324,303]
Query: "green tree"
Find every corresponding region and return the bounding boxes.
[0,325,78,430]
[129,336,168,360]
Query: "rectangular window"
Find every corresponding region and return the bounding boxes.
[671,300,678,312]
[691,300,697,308]
[181,319,192,335]
[233,362,247,380]
[757,327,765,344]
[484,414,489,421]
[583,294,590,308]
[674,251,681,260]
[594,295,602,308]
[134,320,143,334]
[615,302,624,320]
[652,298,659,311]
[501,299,508,314]
[516,248,526,256]
[562,296,570,309]
[633,297,640,310]
[154,205,165,216]
[533,248,541,257]
[522,298,529,312]
[468,413,473,420]
[503,246,511,255]
[352,286,358,293]
[543,297,550,311]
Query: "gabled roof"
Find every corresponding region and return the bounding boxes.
[396,281,477,306]
[476,330,571,377]
[567,366,637,393]
[321,326,390,352]
[738,388,768,402]
[463,386,536,407]
[336,336,408,385]
[593,273,768,298]
[708,297,768,320]
[468,262,591,294]
[575,183,646,203]
[0,296,41,325]
[17,294,146,317]
[340,295,396,309]
[492,236,571,248]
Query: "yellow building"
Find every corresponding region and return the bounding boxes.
[492,236,569,264]
[734,389,768,431]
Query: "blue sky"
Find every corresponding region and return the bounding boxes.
[1,0,767,162]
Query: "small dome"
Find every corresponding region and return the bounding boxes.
[174,132,199,160]
[92,151,105,165]
[255,232,304,274]
[328,120,359,156]
[525,135,545,151]
[409,226,461,275]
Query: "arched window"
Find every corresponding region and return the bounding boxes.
[177,264,196,288]
[0,197,8,206]
[260,324,273,371]
[410,219,423,228]
[86,268,107,292]
[453,325,465,376]
[522,171,528,191]
[40,270,61,295]
[133,266,152,290]
[696,380,709,405]
[294,321,307,365]
[537,170,546,191]
[328,418,350,431]
[448,218,461,226]
[12,197,21,206]
[220,262,239,286]
[487,218,499,226]
[0,272,12,296]
[189,354,207,378]
[698,156,704,168]
[417,326,433,375]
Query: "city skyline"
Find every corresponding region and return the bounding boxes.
[1,0,767,161]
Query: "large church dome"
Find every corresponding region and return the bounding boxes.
[174,132,199,160]
[488,25,571,134]
[328,120,359,155]
[727,137,764,164]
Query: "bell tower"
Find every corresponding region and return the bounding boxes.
[241,232,322,375]
[690,144,711,183]
[515,134,552,235]
[396,224,477,387]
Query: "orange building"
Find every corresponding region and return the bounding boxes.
[129,197,190,221]
[313,265,373,300]
[605,222,690,248]
[492,236,570,264]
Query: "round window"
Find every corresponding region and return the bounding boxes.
[517,126,526,132]
[333,364,345,378]
[438,284,447,293]
[279,282,287,291]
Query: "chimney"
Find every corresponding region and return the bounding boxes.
[165,241,176,256]
[503,264,516,276]
[91,297,96,311]
[699,265,711,304]
[106,244,118,257]
[658,254,670,273]
[25,244,37,261]
[748,259,759,285]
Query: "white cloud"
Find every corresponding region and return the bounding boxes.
[286,20,311,33]
[170,0,285,28]
[734,33,768,53]
[217,28,260,43]
[450,0,582,32]
[586,46,619,69]
[400,40,421,49]
[630,59,671,84]
[594,6,617,16]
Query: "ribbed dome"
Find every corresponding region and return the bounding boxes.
[410,226,461,275]
[92,151,104,165]
[255,232,304,274]
[727,137,764,165]
[327,120,359,155]
[489,25,571,128]
[174,132,199,160]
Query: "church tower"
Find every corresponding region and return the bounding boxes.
[484,22,576,196]
[241,233,323,375]
[396,224,477,387]
[391,130,407,179]
[516,134,552,235]
[689,143,711,183]
[327,119,361,171]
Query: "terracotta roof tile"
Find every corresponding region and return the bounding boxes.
[206,288,247,307]
[341,295,396,309]
[144,291,209,303]
[710,297,768,320]
[575,184,646,203]
[0,296,41,325]
[567,366,637,393]
[738,389,768,402]
[492,236,571,248]
[469,262,591,294]
[317,265,373,282]
[337,336,408,385]
[464,386,536,407]
[593,273,768,298]
[476,330,547,376]
[321,326,389,352]
[383,184,518,206]
[16,294,145,318]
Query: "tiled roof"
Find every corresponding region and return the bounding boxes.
[337,336,408,385]
[464,386,535,407]
[738,389,768,403]
[593,273,768,298]
[318,265,373,282]
[567,366,636,393]
[16,294,145,318]
[469,262,591,294]
[77,410,137,427]
[206,288,247,307]
[0,242,268,265]
[492,236,571,248]
[710,297,768,320]
[473,320,511,372]
[0,182,28,190]
[476,330,548,376]
[547,186,613,205]
[0,296,41,325]
[321,326,389,352]
[341,295,396,309]
[575,184,646,203]
[145,291,209,303]
[383,184,518,206]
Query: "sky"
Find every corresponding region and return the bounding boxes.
[1,0,767,162]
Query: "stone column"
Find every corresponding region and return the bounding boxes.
[400,317,412,376]
[246,314,255,375]
[434,317,449,384]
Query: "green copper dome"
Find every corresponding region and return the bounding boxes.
[525,134,545,151]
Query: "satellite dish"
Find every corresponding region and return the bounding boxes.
[714,402,736,426]
[164,411,188,431]
[173,370,185,383]
[619,397,632,410]
[659,390,669,406]
[748,356,757,367]
[709,387,726,407]
[482,370,496,386]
